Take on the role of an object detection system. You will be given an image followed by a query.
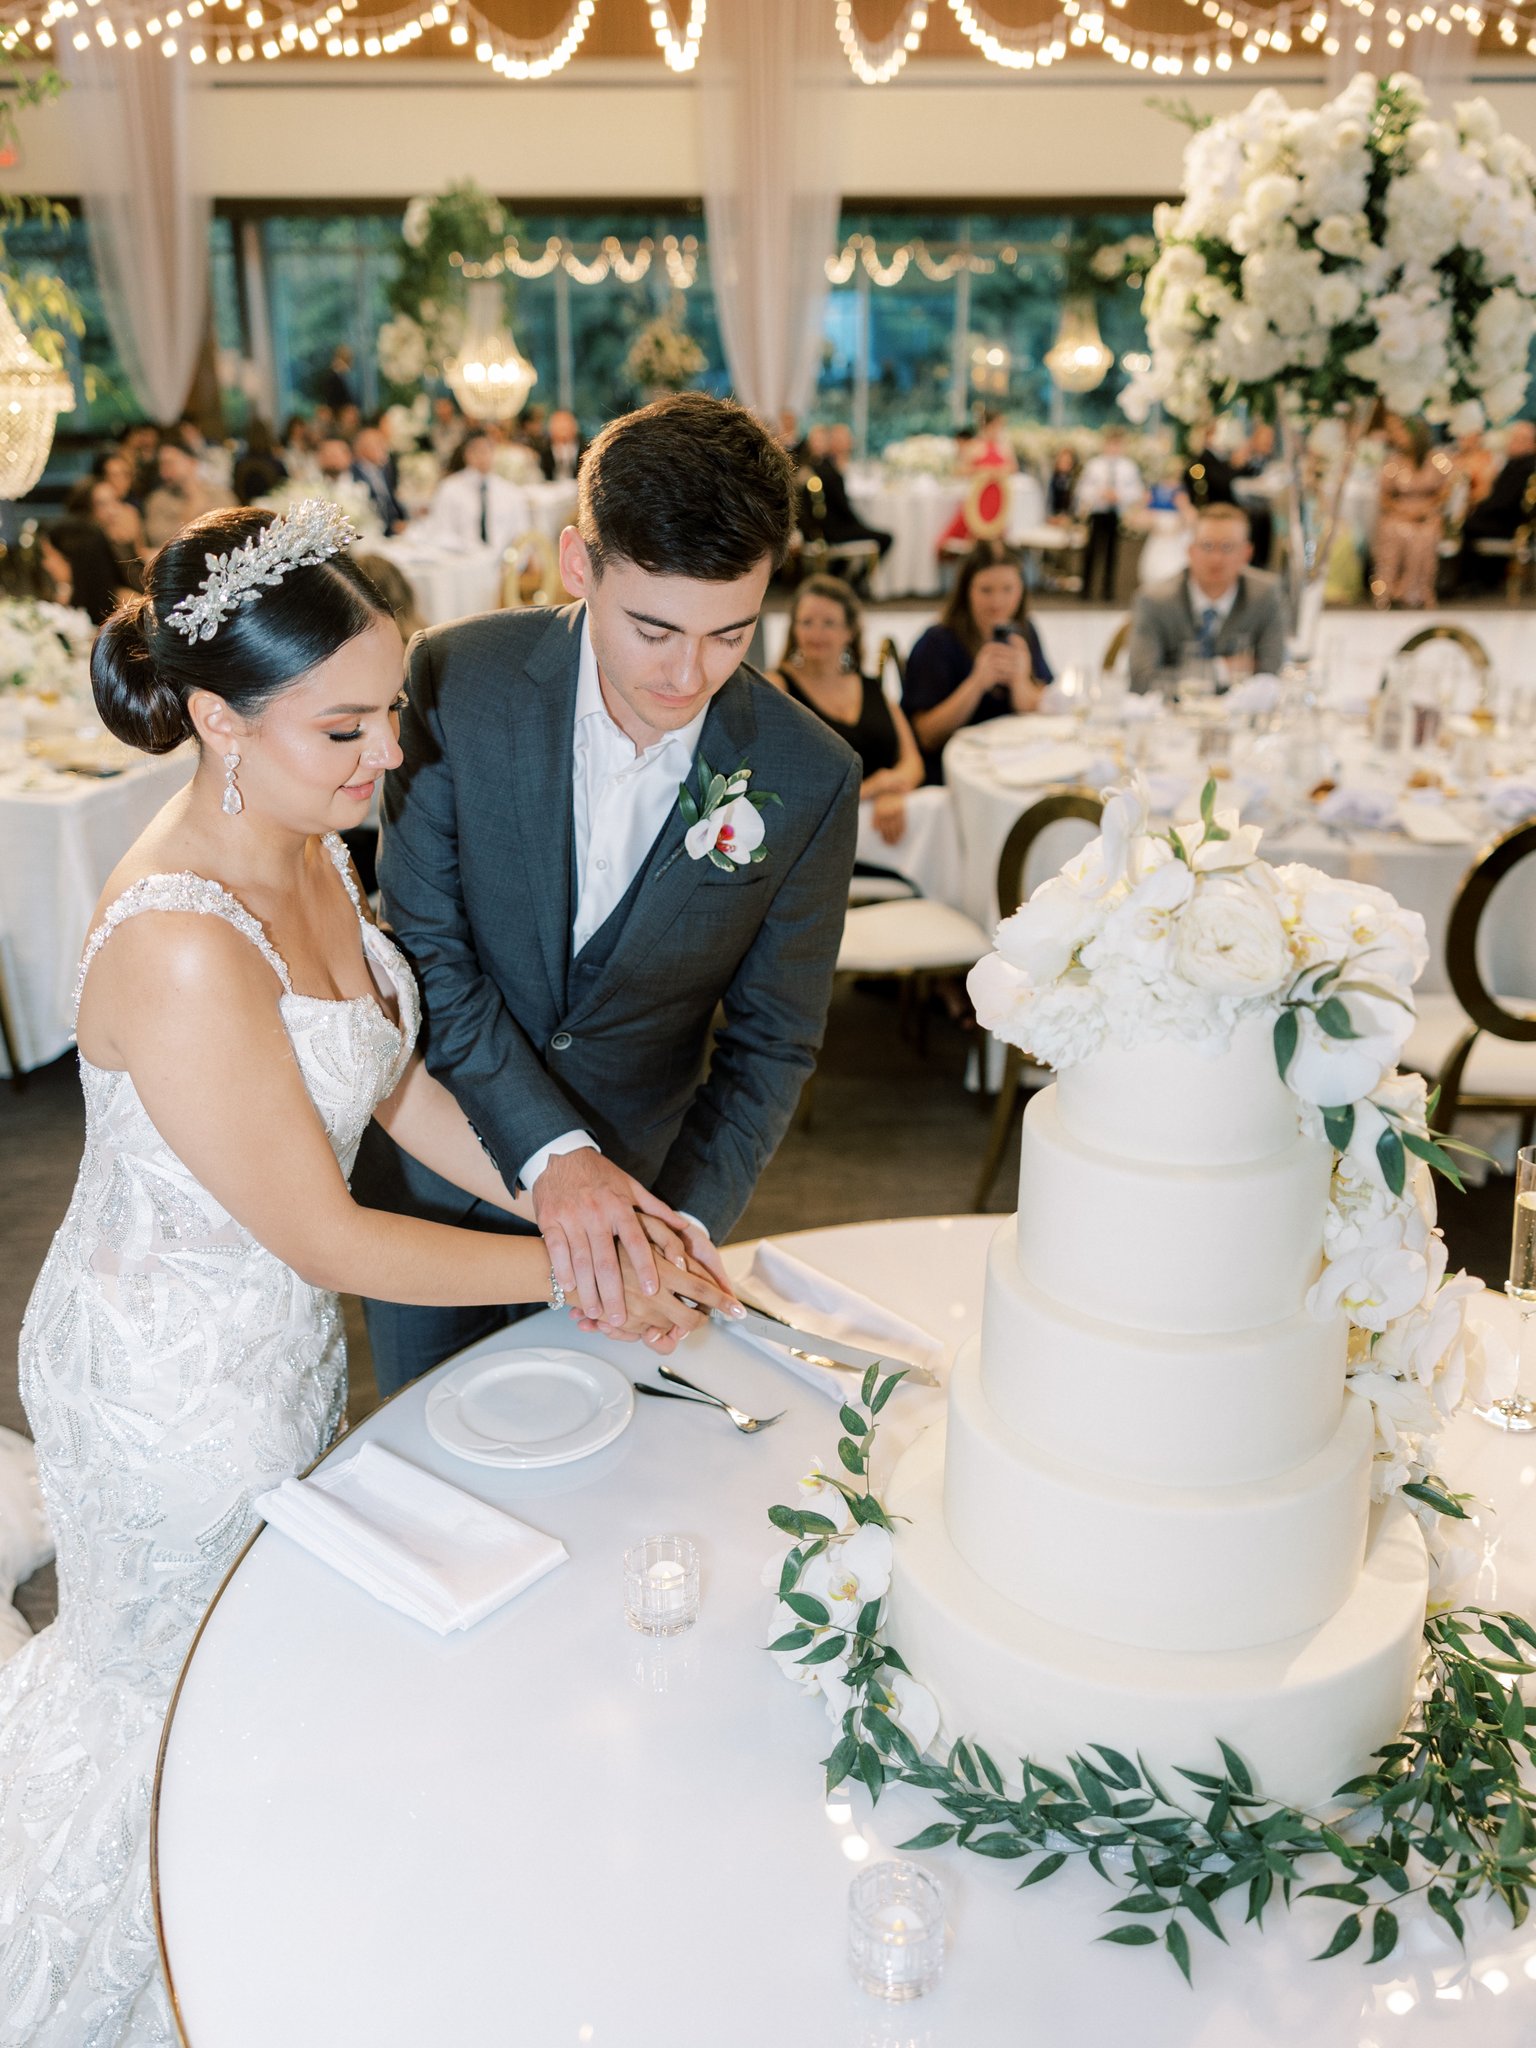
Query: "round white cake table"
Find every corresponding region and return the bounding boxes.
[152,1218,1536,2047]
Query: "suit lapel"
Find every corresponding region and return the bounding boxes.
[505,605,582,1012]
[563,667,761,1022]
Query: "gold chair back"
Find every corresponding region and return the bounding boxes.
[1101,618,1131,673]
[500,530,565,610]
[1394,622,1490,671]
[996,788,1105,921]
[875,635,906,702]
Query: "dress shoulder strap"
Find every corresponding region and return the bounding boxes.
[73,872,293,1026]
[322,831,367,921]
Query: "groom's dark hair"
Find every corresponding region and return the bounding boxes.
[578,391,796,580]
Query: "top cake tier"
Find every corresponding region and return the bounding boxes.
[1053,1012,1301,1167]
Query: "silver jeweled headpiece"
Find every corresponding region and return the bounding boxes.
[165,498,359,644]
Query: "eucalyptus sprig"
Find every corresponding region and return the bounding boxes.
[769,1379,1536,1983]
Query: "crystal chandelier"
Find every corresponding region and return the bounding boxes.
[1045,297,1114,396]
[443,279,538,422]
[0,289,74,499]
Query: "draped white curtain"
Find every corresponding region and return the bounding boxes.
[58,44,211,425]
[699,0,844,423]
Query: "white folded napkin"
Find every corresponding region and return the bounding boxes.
[1398,800,1476,846]
[1316,784,1397,831]
[1225,673,1282,716]
[255,1442,567,1635]
[735,1242,944,1401]
[1482,779,1536,828]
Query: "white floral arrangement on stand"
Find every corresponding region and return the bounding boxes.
[377,315,430,389]
[1122,73,1536,431]
[880,433,962,479]
[0,597,94,696]
[624,314,706,394]
[969,781,1513,1600]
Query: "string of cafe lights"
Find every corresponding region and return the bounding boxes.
[451,232,701,288]
[3,0,706,73]
[837,0,1536,73]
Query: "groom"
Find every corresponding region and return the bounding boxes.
[358,394,862,1394]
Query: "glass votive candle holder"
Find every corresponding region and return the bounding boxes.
[847,1860,946,2001]
[622,1535,700,1637]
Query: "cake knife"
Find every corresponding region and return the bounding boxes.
[703,1298,941,1388]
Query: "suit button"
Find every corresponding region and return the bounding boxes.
[550,1031,573,1052]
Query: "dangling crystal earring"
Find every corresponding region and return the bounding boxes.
[791,647,804,668]
[840,647,854,673]
[221,750,244,818]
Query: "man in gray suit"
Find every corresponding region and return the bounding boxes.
[356,395,861,1394]
[1127,503,1288,694]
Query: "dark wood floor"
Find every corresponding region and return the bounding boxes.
[1,979,1519,1630]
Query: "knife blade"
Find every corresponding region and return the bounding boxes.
[712,1302,941,1387]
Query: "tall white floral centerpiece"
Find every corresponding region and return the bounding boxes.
[1122,74,1536,650]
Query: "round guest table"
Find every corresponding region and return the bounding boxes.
[152,1218,1536,2047]
[0,744,194,1074]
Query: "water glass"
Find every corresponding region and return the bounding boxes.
[1480,1147,1536,1431]
[847,1861,947,2001]
[622,1535,701,1636]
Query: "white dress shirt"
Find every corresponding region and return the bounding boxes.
[1074,453,1145,517]
[519,618,710,1193]
[428,467,531,555]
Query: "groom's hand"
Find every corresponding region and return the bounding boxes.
[533,1149,675,1327]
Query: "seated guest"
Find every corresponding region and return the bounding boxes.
[1074,428,1144,601]
[232,417,289,505]
[38,517,134,626]
[93,447,143,511]
[800,424,892,569]
[316,435,357,486]
[937,409,1019,551]
[1046,446,1079,520]
[116,423,160,503]
[68,474,147,583]
[1373,414,1449,611]
[351,551,427,646]
[1182,426,1237,510]
[351,423,408,532]
[142,437,235,549]
[319,343,356,413]
[1127,502,1286,694]
[1456,418,1536,591]
[538,408,587,483]
[428,429,529,553]
[1450,427,1496,513]
[770,575,924,846]
[902,541,1052,783]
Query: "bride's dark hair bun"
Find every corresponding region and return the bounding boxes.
[91,505,390,756]
[93,596,192,754]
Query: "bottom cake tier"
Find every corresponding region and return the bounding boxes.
[884,1426,1429,1813]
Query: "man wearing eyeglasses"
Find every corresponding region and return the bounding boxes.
[1126,502,1287,695]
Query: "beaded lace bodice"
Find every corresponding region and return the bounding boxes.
[0,833,419,2046]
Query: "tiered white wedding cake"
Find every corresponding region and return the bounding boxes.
[881,784,1506,1811]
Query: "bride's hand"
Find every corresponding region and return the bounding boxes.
[569,1235,741,1353]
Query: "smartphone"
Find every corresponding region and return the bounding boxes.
[991,624,1019,644]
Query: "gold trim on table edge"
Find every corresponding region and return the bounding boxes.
[149,1364,431,2047]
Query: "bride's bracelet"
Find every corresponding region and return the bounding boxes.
[547,1266,567,1312]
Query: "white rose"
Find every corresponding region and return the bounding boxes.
[401,196,432,249]
[1172,877,1291,996]
[1314,213,1366,258]
[1013,979,1108,1070]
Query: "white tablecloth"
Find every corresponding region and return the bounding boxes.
[153,1217,1536,2046]
[847,471,1048,599]
[0,747,195,1073]
[854,783,963,904]
[368,537,505,627]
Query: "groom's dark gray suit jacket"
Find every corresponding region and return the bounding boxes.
[368,602,861,1241]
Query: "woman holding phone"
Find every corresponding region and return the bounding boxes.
[900,541,1052,783]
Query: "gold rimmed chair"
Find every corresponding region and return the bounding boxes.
[1101,616,1131,676]
[1392,622,1490,676]
[500,530,566,610]
[972,787,1105,1210]
[1401,817,1536,1141]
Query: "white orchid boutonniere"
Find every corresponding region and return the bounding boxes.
[678,755,783,872]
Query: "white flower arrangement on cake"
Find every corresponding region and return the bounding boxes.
[970,781,1514,1544]
[1122,73,1536,430]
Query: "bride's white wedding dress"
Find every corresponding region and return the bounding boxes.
[0,835,418,2045]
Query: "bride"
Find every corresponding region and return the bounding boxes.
[0,502,728,2045]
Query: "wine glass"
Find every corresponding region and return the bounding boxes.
[1477,1145,1536,1432]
